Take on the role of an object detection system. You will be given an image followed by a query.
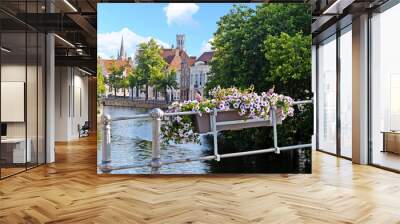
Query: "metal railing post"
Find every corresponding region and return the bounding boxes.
[272,108,280,154]
[212,108,220,161]
[101,114,112,173]
[150,108,164,172]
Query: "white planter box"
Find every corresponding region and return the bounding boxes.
[194,111,281,134]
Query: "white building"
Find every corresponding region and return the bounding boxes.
[190,51,214,98]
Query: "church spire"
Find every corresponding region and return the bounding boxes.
[118,36,127,60]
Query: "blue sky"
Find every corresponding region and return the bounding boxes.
[97,3,258,59]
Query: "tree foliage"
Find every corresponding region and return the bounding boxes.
[107,61,125,95]
[106,39,177,101]
[206,3,311,99]
[97,64,106,98]
[262,32,311,99]
[263,33,311,83]
[154,69,178,103]
[121,76,130,98]
[127,69,140,98]
[135,39,168,100]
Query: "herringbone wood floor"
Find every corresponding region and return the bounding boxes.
[1,135,400,224]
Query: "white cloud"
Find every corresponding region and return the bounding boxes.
[200,38,213,53]
[163,3,199,26]
[97,27,170,59]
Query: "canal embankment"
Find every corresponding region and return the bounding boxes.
[101,97,168,109]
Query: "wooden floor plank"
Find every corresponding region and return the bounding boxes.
[0,135,399,224]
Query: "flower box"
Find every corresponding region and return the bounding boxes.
[194,111,282,133]
[161,86,292,144]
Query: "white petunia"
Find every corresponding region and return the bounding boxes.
[175,116,182,123]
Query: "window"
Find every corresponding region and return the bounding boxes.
[0,1,46,179]
[339,26,352,158]
[317,35,337,154]
[370,4,400,171]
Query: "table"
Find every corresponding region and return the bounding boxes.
[1,138,31,163]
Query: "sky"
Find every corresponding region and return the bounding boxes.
[97,3,258,59]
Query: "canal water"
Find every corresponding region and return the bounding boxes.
[97,106,310,174]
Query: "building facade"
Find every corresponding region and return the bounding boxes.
[161,36,214,101]
[190,51,214,98]
[161,34,195,102]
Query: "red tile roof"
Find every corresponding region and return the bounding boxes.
[99,59,133,76]
[197,51,214,64]
[161,48,192,71]
[188,56,196,66]
[162,49,176,64]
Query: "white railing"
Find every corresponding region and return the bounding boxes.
[100,99,313,174]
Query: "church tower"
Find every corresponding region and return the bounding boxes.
[117,36,127,61]
[176,34,185,50]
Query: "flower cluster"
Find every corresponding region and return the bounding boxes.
[161,115,200,145]
[161,86,294,144]
[209,86,271,119]
[168,100,216,114]
[268,90,295,120]
[209,86,294,120]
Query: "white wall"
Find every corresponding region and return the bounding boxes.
[1,65,28,139]
[190,62,210,99]
[72,73,89,138]
[54,67,89,141]
[55,67,69,141]
[1,63,46,164]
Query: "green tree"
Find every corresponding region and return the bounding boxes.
[135,39,167,101]
[97,64,106,100]
[204,4,312,173]
[263,32,311,98]
[154,69,178,103]
[127,70,140,99]
[206,4,311,95]
[108,61,124,96]
[121,76,130,98]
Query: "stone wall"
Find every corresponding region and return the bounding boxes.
[102,98,168,109]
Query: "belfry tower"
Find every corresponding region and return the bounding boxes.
[176,34,185,50]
